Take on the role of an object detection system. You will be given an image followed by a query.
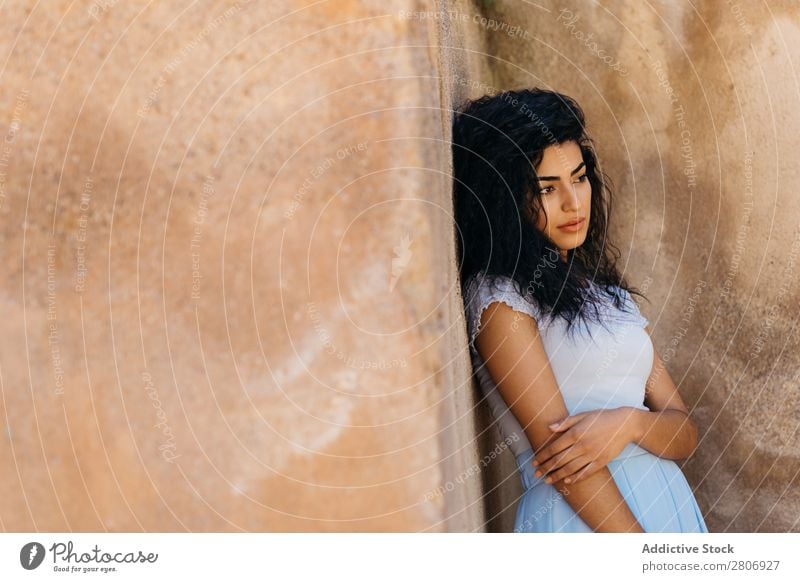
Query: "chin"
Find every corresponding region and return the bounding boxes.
[555,236,587,252]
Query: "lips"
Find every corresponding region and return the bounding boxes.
[557,217,586,229]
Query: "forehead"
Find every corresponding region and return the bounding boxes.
[535,140,583,175]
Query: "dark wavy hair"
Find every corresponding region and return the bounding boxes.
[453,87,644,337]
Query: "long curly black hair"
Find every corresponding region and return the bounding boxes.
[453,87,644,337]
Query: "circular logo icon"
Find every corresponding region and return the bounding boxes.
[20,542,46,570]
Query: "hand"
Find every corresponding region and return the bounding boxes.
[532,407,640,485]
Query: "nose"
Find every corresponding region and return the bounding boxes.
[562,182,581,212]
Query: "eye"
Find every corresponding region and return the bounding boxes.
[539,185,556,195]
[574,174,588,183]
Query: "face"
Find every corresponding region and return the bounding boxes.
[529,140,591,261]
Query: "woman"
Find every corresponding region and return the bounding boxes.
[453,88,708,533]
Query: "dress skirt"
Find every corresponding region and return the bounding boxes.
[513,444,709,533]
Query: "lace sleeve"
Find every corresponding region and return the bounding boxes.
[463,274,543,352]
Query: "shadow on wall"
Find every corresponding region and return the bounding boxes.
[474,403,524,532]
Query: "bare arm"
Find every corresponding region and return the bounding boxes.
[631,346,698,461]
[475,301,644,532]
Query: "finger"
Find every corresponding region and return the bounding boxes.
[533,432,574,465]
[534,441,570,471]
[549,413,583,432]
[546,458,590,485]
[569,461,599,484]
[536,446,577,478]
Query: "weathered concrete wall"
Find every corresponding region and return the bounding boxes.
[0,0,488,532]
[480,0,800,532]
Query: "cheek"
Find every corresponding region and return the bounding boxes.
[534,201,551,232]
[545,197,565,230]
[580,183,593,206]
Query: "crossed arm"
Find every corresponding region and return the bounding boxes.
[475,301,644,532]
[531,332,699,486]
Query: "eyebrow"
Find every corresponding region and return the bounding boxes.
[538,161,586,181]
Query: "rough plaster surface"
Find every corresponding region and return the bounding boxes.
[0,0,486,532]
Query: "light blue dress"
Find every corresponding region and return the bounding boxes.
[463,272,708,533]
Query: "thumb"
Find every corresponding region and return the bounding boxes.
[549,413,583,431]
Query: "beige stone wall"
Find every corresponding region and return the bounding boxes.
[0,0,490,532]
[480,0,800,532]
